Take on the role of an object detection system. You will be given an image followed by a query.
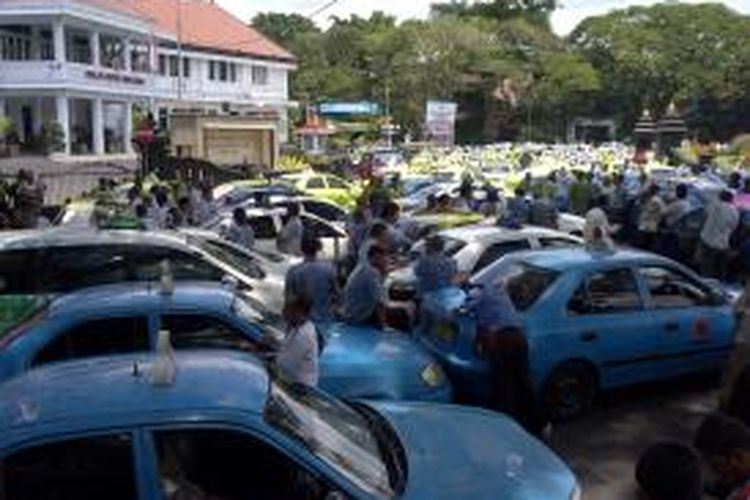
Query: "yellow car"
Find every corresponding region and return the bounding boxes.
[279,173,361,209]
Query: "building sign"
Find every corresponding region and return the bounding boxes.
[85,70,145,85]
[318,101,380,116]
[426,100,457,145]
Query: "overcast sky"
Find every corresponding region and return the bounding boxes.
[215,0,750,36]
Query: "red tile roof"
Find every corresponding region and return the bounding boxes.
[38,0,294,62]
[131,0,295,62]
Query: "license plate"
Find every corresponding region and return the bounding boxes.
[435,323,456,343]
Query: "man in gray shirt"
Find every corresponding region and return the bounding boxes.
[700,190,740,279]
[343,244,388,327]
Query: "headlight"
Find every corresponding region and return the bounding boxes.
[421,363,445,387]
[570,484,582,500]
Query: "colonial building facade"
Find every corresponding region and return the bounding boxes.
[0,0,295,161]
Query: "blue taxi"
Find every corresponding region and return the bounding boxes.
[419,248,736,420]
[0,282,451,403]
[0,351,580,500]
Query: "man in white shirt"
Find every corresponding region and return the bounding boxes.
[276,297,319,387]
[278,203,304,256]
[638,184,665,250]
[700,190,740,279]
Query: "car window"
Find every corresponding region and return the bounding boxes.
[248,216,278,239]
[306,177,326,189]
[33,317,149,366]
[640,266,711,309]
[326,177,348,189]
[301,215,343,239]
[540,237,579,249]
[569,269,642,315]
[303,200,345,221]
[41,246,130,292]
[506,265,560,312]
[472,240,531,274]
[128,248,224,282]
[190,237,265,280]
[0,250,41,294]
[161,314,259,353]
[2,433,136,500]
[153,429,338,500]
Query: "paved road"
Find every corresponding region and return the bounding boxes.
[549,375,720,499]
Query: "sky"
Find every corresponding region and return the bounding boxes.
[215,0,750,36]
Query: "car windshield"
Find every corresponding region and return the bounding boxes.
[189,236,265,280]
[232,293,286,346]
[264,381,394,497]
[477,259,559,312]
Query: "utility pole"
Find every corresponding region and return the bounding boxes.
[176,0,183,102]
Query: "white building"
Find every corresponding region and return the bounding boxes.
[0,0,296,159]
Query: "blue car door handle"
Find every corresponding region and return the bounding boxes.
[580,331,598,342]
[664,322,680,333]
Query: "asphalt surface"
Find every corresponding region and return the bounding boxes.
[549,374,721,499]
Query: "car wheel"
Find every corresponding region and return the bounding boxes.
[541,361,598,422]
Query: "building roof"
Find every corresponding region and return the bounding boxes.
[130,0,295,62]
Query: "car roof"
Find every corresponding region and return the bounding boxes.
[514,247,672,272]
[0,228,192,251]
[46,281,236,320]
[439,224,575,245]
[0,351,269,443]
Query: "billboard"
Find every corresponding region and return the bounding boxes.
[426,100,458,145]
[318,101,381,116]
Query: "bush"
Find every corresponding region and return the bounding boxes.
[0,116,13,142]
[39,122,65,153]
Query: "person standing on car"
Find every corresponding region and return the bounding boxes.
[343,245,388,328]
[474,277,547,436]
[414,236,460,296]
[278,203,304,256]
[276,296,319,388]
[285,236,339,324]
[224,207,255,249]
[700,190,740,279]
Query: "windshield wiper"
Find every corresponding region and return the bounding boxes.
[350,402,408,495]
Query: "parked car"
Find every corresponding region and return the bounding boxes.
[212,180,300,208]
[0,228,294,314]
[419,248,736,420]
[278,172,361,209]
[0,350,579,499]
[386,225,582,326]
[0,281,452,403]
[205,207,348,260]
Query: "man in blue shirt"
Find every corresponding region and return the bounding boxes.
[414,236,458,296]
[343,245,387,328]
[285,236,338,324]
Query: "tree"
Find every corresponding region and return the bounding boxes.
[570,3,750,141]
[251,13,319,47]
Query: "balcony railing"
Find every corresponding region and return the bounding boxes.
[0,60,288,105]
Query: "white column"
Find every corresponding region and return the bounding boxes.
[55,95,70,155]
[32,97,43,135]
[92,97,104,155]
[124,101,133,154]
[124,39,132,71]
[53,18,65,64]
[0,98,6,118]
[90,31,100,66]
[30,25,40,60]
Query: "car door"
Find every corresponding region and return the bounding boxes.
[143,426,354,500]
[637,264,735,377]
[563,267,658,388]
[1,431,143,500]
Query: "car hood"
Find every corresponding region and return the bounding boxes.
[319,324,449,400]
[366,402,577,500]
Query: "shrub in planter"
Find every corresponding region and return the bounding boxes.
[39,122,65,154]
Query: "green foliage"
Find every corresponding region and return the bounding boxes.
[39,122,65,153]
[251,12,319,47]
[0,116,14,141]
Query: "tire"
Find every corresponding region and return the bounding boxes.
[541,361,598,422]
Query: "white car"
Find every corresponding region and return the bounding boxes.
[204,207,348,261]
[386,225,583,322]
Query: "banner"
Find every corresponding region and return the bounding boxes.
[426,100,458,145]
[318,101,381,116]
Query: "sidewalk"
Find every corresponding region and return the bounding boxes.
[0,156,137,205]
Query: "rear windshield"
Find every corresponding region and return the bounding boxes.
[477,260,559,312]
